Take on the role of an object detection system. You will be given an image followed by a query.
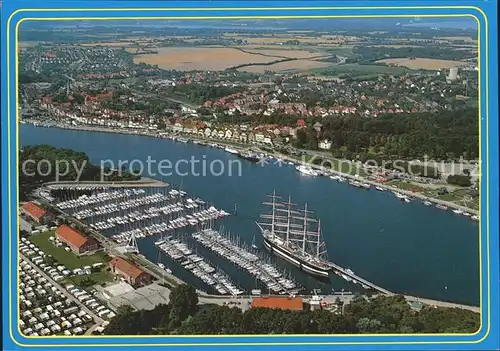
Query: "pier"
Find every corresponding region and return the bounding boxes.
[327,261,394,295]
[43,177,169,189]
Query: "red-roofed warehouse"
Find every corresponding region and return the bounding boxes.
[252,296,304,311]
[109,257,152,287]
[22,201,54,224]
[55,225,99,255]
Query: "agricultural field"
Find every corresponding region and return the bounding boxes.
[376,58,466,70]
[80,42,133,47]
[237,47,325,59]
[239,59,331,73]
[222,32,357,45]
[133,46,298,71]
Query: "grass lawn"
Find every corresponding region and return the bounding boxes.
[65,270,113,286]
[29,230,108,270]
[386,180,425,192]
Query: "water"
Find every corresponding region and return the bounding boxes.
[19,125,480,305]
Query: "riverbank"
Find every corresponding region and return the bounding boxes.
[44,177,169,188]
[25,120,479,215]
[278,154,480,216]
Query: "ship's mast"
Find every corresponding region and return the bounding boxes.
[317,219,321,258]
[271,190,276,239]
[302,203,308,253]
[286,195,292,245]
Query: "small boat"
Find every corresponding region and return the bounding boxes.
[158,263,165,269]
[394,192,409,201]
[436,204,448,210]
[422,201,432,206]
[462,212,471,217]
[225,147,239,154]
[471,215,479,221]
[296,165,319,176]
[251,235,258,250]
[375,186,385,191]
[452,209,464,214]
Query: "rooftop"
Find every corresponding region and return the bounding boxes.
[109,257,146,279]
[22,202,48,220]
[107,283,170,311]
[55,225,94,249]
[252,296,304,311]
[102,282,135,298]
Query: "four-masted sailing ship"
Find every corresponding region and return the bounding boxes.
[256,191,331,278]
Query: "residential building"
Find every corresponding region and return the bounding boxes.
[318,140,332,150]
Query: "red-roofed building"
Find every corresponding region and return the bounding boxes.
[22,202,54,224]
[251,296,304,311]
[55,225,99,255]
[109,257,152,287]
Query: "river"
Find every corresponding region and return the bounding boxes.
[19,124,480,305]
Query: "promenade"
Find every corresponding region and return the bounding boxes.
[27,121,478,214]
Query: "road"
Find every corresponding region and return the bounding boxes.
[21,253,104,325]
[403,295,480,313]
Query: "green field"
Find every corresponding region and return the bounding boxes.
[29,230,108,270]
[311,63,409,77]
[65,270,113,286]
[386,180,425,192]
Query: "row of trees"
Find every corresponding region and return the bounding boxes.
[103,284,479,335]
[351,46,476,63]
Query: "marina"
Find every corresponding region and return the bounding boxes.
[192,228,300,294]
[53,188,230,242]
[155,237,244,296]
[20,125,480,306]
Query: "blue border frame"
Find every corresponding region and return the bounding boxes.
[2,2,498,351]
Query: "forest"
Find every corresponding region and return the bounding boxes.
[217,108,478,161]
[351,46,476,63]
[19,145,140,200]
[103,284,479,335]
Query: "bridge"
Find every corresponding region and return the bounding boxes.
[326,261,394,296]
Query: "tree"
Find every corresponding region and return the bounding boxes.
[168,284,199,321]
[447,175,472,187]
[103,293,480,335]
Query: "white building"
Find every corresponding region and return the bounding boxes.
[318,140,332,150]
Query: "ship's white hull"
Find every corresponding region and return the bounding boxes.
[263,238,330,278]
